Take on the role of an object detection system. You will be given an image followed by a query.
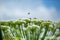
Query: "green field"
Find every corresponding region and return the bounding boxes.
[0,18,60,40]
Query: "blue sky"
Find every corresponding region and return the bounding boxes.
[0,0,60,20]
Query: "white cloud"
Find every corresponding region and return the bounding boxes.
[0,5,32,20]
[0,3,60,20]
[37,5,59,20]
[0,5,21,20]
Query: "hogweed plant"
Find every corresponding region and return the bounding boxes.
[0,18,60,40]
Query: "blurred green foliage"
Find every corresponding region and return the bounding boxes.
[0,18,60,40]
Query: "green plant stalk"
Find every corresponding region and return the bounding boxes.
[36,27,42,40]
[41,25,48,40]
[51,23,56,36]
[0,25,3,40]
[25,32,29,40]
[18,24,22,40]
[9,25,13,36]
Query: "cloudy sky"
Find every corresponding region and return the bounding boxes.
[0,0,60,20]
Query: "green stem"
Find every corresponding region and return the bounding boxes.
[36,26,42,40]
[41,28,47,40]
[0,26,3,40]
[53,24,56,35]
[41,25,48,40]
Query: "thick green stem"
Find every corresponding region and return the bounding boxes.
[0,26,3,40]
[41,25,48,40]
[36,26,42,40]
[41,28,47,40]
[53,24,56,35]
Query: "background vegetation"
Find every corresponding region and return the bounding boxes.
[0,18,60,40]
